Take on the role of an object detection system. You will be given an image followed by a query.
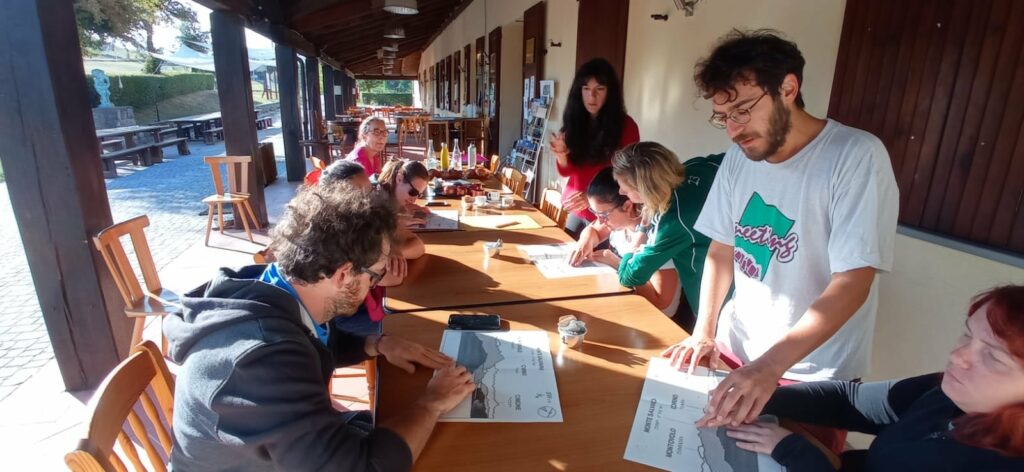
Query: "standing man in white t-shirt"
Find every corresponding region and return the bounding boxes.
[661,29,899,431]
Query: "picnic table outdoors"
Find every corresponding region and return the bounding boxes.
[95,124,190,177]
[376,295,690,471]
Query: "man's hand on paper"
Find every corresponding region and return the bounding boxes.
[661,334,720,374]
[418,365,476,415]
[698,359,783,427]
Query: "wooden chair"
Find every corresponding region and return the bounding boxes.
[202,156,261,245]
[93,216,181,350]
[540,189,568,228]
[502,167,526,198]
[425,121,450,151]
[329,358,377,411]
[489,154,501,174]
[65,341,175,472]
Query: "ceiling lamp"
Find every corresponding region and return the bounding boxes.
[382,43,399,52]
[382,0,418,15]
[383,24,406,39]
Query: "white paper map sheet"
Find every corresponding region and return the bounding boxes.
[413,210,460,231]
[624,358,785,472]
[518,243,617,279]
[438,330,563,423]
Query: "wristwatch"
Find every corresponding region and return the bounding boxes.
[635,223,652,233]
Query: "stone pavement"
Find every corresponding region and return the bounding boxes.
[0,123,287,402]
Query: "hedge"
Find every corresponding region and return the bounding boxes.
[360,93,413,106]
[85,73,216,109]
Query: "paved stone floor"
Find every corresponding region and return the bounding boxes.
[0,124,286,402]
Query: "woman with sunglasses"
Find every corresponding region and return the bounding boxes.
[569,168,683,319]
[345,116,389,177]
[379,158,431,222]
[608,142,723,329]
[717,285,1024,471]
[549,58,640,238]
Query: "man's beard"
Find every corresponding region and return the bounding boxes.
[735,100,791,162]
[325,279,366,321]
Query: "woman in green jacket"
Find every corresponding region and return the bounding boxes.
[609,142,722,329]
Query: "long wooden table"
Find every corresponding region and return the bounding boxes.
[417,193,558,229]
[376,295,689,471]
[384,227,629,313]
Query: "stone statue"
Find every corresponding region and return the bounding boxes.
[92,69,113,108]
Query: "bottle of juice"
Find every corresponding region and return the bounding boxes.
[440,142,450,170]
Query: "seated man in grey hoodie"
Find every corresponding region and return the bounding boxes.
[164,183,475,471]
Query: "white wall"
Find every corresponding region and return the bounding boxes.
[623,0,846,159]
[419,0,581,189]
[870,235,1024,380]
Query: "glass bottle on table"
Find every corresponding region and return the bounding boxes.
[426,139,437,170]
[467,143,477,168]
[452,138,462,171]
[440,142,450,170]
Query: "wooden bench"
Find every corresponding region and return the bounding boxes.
[203,127,224,144]
[153,137,190,160]
[100,138,125,152]
[159,127,180,139]
[101,144,153,178]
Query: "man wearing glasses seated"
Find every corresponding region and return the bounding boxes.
[164,185,474,471]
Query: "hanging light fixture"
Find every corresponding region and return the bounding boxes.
[383,24,406,39]
[382,42,399,52]
[382,0,418,15]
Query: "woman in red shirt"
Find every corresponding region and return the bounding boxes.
[550,57,640,237]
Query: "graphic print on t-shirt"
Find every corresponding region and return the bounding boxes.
[733,192,799,280]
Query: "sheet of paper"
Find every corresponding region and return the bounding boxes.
[412,210,460,232]
[624,358,785,472]
[438,330,563,423]
[460,214,541,231]
[517,243,617,279]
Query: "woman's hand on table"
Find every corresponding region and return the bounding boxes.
[661,333,720,374]
[590,249,621,268]
[568,240,595,267]
[386,253,408,280]
[375,335,453,374]
[726,421,794,455]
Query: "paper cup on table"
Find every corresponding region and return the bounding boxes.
[483,240,502,258]
[500,196,515,208]
[487,190,501,201]
[474,195,488,207]
[557,315,587,349]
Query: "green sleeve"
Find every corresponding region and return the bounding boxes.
[618,209,691,288]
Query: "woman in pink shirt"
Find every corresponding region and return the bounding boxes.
[345,116,388,177]
[550,58,640,238]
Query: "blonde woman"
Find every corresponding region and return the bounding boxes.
[611,142,723,325]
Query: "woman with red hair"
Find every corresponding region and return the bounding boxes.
[724,285,1024,470]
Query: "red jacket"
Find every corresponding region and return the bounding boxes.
[556,114,640,221]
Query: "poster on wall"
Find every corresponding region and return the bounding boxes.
[539,80,554,102]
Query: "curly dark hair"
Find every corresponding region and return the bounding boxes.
[270,185,397,284]
[561,57,627,166]
[694,29,806,108]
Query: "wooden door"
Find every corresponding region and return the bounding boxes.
[487,27,502,156]
[575,0,630,84]
[522,1,546,100]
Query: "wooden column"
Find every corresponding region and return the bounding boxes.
[322,63,336,120]
[334,70,347,113]
[0,0,130,390]
[303,56,328,159]
[276,45,305,182]
[211,10,268,226]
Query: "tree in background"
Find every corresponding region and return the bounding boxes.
[75,0,201,55]
[178,20,210,53]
